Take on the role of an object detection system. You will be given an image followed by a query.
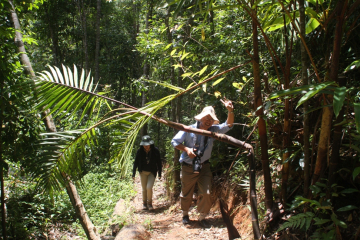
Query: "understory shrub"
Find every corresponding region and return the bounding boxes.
[73,165,136,237]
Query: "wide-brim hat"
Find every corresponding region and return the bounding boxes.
[140,135,154,146]
[194,106,219,124]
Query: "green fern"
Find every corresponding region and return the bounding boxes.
[310,229,336,240]
[277,212,315,232]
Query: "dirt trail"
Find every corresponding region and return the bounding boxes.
[131,176,236,240]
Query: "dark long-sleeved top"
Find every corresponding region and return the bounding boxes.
[132,145,162,178]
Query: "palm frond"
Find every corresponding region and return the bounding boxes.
[32,130,87,192]
[34,129,114,190]
[110,94,177,177]
[34,64,109,124]
[144,79,185,92]
[32,105,139,192]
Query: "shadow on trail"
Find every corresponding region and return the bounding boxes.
[183,216,226,229]
[133,202,172,215]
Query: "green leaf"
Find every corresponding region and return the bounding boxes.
[331,213,340,225]
[186,82,195,90]
[144,79,185,92]
[181,52,190,60]
[181,72,193,78]
[164,43,172,50]
[266,12,297,32]
[212,77,225,87]
[305,7,319,18]
[338,221,347,228]
[344,59,360,73]
[296,81,335,109]
[62,64,70,86]
[268,24,285,32]
[269,85,314,99]
[354,103,360,133]
[340,188,359,194]
[48,66,59,83]
[305,213,314,230]
[305,18,320,34]
[198,65,208,76]
[83,71,92,91]
[300,217,306,229]
[314,218,331,225]
[22,36,38,46]
[337,205,358,212]
[74,65,78,88]
[315,182,326,188]
[170,49,176,56]
[176,23,184,31]
[333,87,346,118]
[172,64,182,69]
[353,167,360,180]
[307,0,324,6]
[79,69,85,89]
[55,66,64,84]
[233,82,243,89]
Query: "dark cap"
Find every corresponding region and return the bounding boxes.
[140,135,154,146]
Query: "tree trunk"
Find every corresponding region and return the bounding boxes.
[65,179,100,240]
[165,8,181,201]
[251,2,273,214]
[312,0,347,185]
[326,0,348,191]
[43,1,61,67]
[140,0,153,137]
[76,0,89,74]
[281,7,295,206]
[49,25,60,67]
[9,1,100,238]
[327,78,346,196]
[281,11,292,206]
[94,0,101,83]
[9,0,56,133]
[249,151,261,240]
[209,10,215,38]
[299,0,311,197]
[312,106,332,184]
[9,0,34,76]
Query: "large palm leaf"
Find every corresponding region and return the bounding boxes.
[36,65,107,123]
[33,65,181,192]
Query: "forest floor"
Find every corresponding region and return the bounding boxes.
[129,175,254,240]
[47,174,254,240]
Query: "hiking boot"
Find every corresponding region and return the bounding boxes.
[142,203,148,210]
[199,219,211,228]
[148,201,154,210]
[182,215,190,225]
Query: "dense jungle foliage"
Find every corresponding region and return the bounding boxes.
[1,0,360,239]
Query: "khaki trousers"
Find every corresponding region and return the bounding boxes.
[140,171,155,203]
[180,163,212,215]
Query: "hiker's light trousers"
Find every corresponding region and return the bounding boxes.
[140,171,155,203]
